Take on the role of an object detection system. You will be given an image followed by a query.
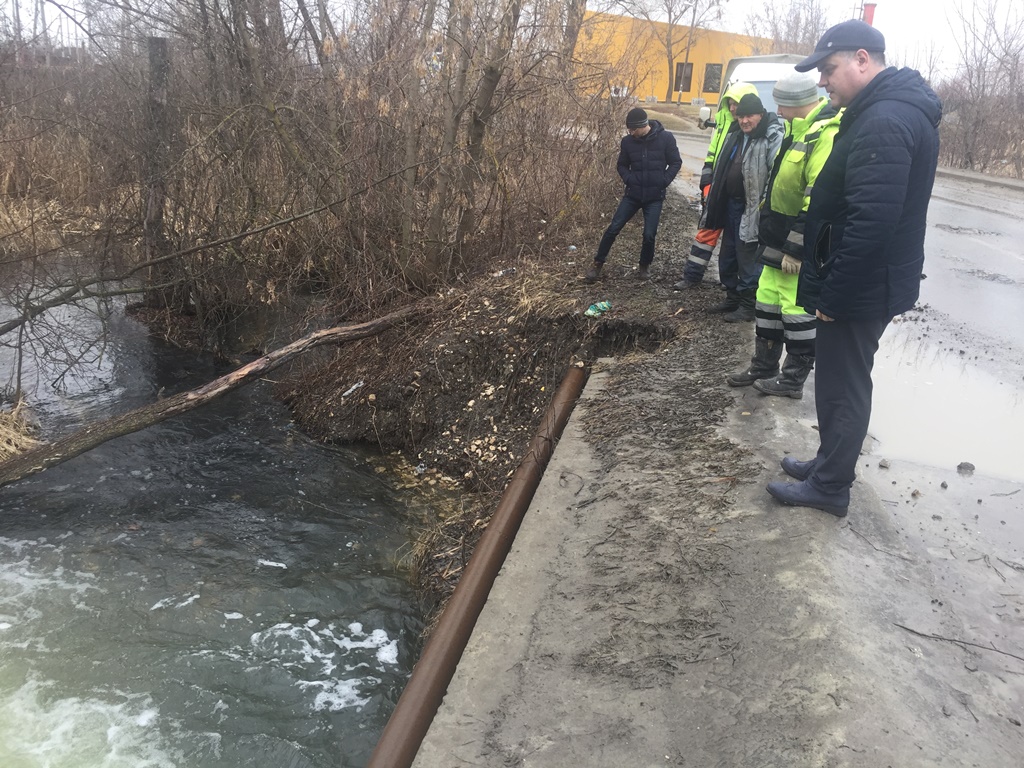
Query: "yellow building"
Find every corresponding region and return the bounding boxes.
[575,11,770,105]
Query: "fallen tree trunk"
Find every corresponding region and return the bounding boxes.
[0,305,419,489]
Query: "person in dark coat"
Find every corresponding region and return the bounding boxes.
[766,19,942,517]
[700,93,784,321]
[585,107,682,283]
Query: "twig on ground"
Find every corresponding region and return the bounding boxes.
[894,623,1024,664]
[968,554,1006,582]
[848,525,914,562]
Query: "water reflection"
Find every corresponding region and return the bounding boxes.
[871,318,1024,482]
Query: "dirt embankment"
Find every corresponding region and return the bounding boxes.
[277,189,746,608]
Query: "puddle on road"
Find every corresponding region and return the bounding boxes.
[869,321,1024,483]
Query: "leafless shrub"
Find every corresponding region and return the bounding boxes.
[937,0,1024,177]
[0,0,623,362]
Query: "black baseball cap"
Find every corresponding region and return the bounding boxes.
[795,19,886,72]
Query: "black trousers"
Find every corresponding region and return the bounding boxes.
[808,317,892,495]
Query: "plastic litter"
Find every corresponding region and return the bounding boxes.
[342,381,365,398]
[584,301,611,317]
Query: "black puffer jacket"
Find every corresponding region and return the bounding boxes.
[617,120,682,203]
[798,67,942,319]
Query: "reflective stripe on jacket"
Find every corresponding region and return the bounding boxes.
[757,100,842,268]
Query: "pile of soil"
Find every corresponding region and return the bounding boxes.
[278,189,748,609]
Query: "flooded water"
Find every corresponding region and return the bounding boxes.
[869,177,1024,484]
[0,308,425,767]
[871,316,1024,483]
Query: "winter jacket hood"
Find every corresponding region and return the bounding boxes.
[845,66,942,130]
[797,67,942,320]
[703,82,760,170]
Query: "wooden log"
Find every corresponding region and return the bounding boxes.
[0,305,418,489]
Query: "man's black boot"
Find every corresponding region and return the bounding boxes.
[723,289,756,323]
[754,353,815,398]
[708,289,740,313]
[584,262,604,283]
[781,456,816,481]
[726,338,783,387]
[767,480,849,517]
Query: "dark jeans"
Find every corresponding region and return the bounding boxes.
[718,197,762,294]
[595,196,664,266]
[808,317,892,495]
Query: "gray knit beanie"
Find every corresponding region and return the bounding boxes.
[773,72,821,107]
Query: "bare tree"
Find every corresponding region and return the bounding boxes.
[938,0,1024,175]
[744,0,834,55]
[617,0,725,102]
[0,0,622,404]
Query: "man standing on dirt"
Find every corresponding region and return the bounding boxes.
[766,20,941,517]
[585,107,682,283]
[726,72,840,396]
[673,82,759,291]
[699,93,784,322]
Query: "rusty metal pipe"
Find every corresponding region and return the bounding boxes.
[366,362,589,768]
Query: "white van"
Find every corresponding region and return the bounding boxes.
[698,53,823,123]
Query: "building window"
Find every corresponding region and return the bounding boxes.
[703,63,722,94]
[674,62,693,93]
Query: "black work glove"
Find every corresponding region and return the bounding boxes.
[699,164,713,191]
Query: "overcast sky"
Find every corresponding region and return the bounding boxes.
[716,0,967,78]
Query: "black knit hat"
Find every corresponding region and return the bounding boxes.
[735,93,765,117]
[625,108,649,129]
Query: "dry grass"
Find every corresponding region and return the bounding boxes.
[0,199,75,257]
[0,404,39,462]
[646,103,705,134]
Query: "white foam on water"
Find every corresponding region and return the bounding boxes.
[376,639,399,666]
[247,619,400,712]
[0,676,181,768]
[301,677,372,712]
[1,538,101,631]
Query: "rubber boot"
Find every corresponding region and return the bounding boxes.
[726,338,783,387]
[708,289,740,314]
[723,289,756,323]
[672,277,700,290]
[585,261,604,283]
[754,353,815,399]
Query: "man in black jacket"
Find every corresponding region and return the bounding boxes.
[766,19,942,517]
[586,108,682,283]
